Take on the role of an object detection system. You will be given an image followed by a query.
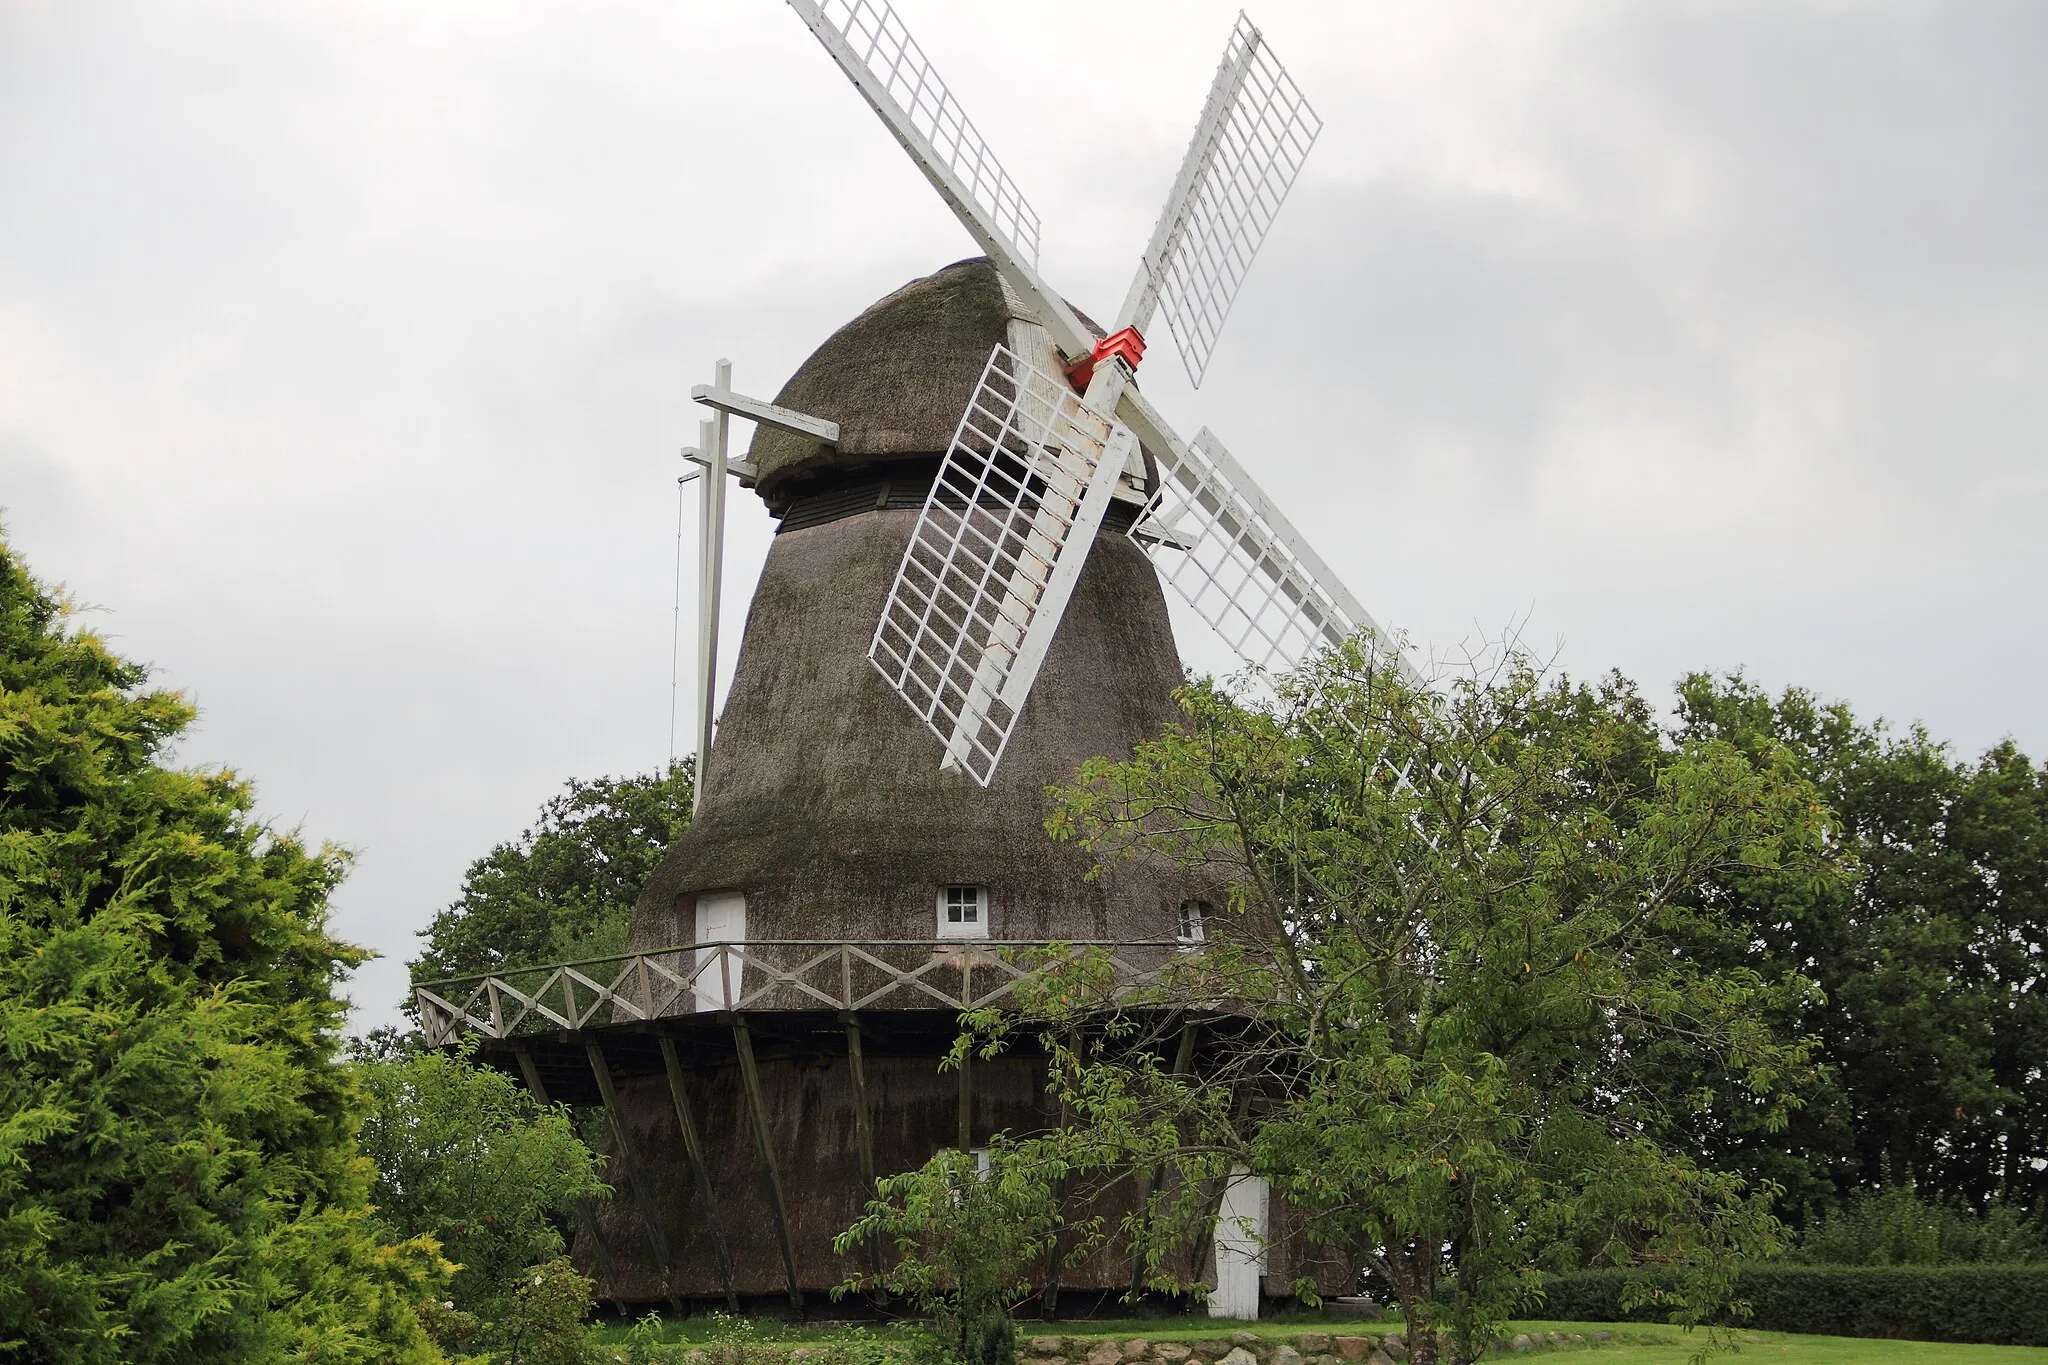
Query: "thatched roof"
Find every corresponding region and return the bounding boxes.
[747,257,1101,505]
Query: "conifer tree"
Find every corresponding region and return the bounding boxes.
[0,533,449,1362]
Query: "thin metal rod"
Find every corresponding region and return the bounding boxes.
[669,474,687,767]
[657,1035,740,1312]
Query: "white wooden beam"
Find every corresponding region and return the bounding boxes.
[690,385,841,445]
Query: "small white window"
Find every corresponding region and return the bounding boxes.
[1177,898,1208,946]
[938,884,988,939]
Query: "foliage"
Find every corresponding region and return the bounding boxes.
[0,533,450,1360]
[836,1144,1070,1365]
[504,1257,599,1365]
[1672,674,2048,1209]
[1540,1264,2048,1346]
[1789,1185,2047,1266]
[351,1037,607,1322]
[994,640,1839,1365]
[411,762,694,989]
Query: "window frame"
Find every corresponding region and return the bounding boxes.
[937,884,989,940]
[1176,897,1209,948]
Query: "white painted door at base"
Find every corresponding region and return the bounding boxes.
[1210,1167,1269,1320]
[694,891,746,1011]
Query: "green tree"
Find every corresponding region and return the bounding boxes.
[836,1142,1073,1365]
[0,535,449,1361]
[1673,674,2048,1208]
[995,643,1835,1364]
[410,764,692,991]
[352,1038,606,1326]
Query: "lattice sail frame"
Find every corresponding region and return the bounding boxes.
[871,344,1133,786]
[793,0,1042,266]
[1154,14,1322,387]
[1130,425,1368,678]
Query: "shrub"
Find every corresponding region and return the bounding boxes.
[353,1037,606,1321]
[505,1257,599,1365]
[1540,1264,2048,1345]
[1791,1185,2047,1265]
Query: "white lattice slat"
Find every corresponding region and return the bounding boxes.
[1132,425,1405,680]
[870,343,1133,785]
[788,0,1041,269]
[1150,15,1321,386]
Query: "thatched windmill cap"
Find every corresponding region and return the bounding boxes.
[747,257,1101,506]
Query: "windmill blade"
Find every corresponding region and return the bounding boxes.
[787,0,1099,366]
[1126,405,1418,688]
[871,343,1135,786]
[1115,13,1322,387]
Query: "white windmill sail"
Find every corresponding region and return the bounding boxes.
[791,0,1413,781]
[869,343,1135,785]
[1115,13,1323,387]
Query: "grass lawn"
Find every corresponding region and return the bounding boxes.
[593,1315,2048,1360]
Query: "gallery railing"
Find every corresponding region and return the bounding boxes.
[414,939,1192,1046]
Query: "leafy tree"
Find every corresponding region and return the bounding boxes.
[0,534,449,1361]
[352,1037,606,1325]
[836,1142,1074,1365]
[410,764,692,991]
[1673,674,2048,1208]
[986,642,1835,1364]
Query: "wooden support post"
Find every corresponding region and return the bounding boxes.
[956,1039,973,1153]
[513,1047,622,1311]
[657,1035,740,1313]
[1129,1019,1202,1300]
[843,1016,886,1286]
[956,953,974,1153]
[586,1041,683,1312]
[733,1017,804,1311]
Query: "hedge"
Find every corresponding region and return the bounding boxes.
[1539,1265,2048,1346]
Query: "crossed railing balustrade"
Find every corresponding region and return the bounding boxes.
[413,939,1192,1046]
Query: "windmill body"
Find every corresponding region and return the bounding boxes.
[416,0,1403,1316]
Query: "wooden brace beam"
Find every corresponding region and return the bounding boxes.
[657,1035,741,1312]
[586,1041,683,1312]
[733,1018,805,1310]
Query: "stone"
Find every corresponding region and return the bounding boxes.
[1029,1341,1065,1357]
[1230,1334,1261,1351]
[1332,1338,1372,1362]
[1380,1336,1408,1361]
[1271,1346,1303,1365]
[1296,1335,1332,1354]
[1589,1333,1612,1344]
[1188,1342,1233,1362]
[1219,1349,1259,1365]
[1548,1333,1567,1348]
[1123,1343,1151,1362]
[1510,1336,1532,1354]
[1152,1347,1193,1363]
[1088,1344,1124,1365]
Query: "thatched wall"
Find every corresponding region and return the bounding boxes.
[747,258,1101,509]
[629,502,1195,956]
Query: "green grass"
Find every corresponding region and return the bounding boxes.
[592,1315,2048,1359]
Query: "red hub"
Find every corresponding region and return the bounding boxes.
[1065,326,1146,392]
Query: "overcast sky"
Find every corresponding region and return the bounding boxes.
[3,0,2043,1032]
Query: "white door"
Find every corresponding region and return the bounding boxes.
[693,891,746,1011]
[1210,1167,1269,1320]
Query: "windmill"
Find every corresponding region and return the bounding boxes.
[417,1,1397,1318]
